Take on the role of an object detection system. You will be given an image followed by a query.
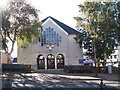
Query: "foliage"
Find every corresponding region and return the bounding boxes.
[75,1,120,64]
[0,1,42,63]
[116,1,120,44]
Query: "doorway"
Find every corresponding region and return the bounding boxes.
[37,54,45,69]
[47,54,55,69]
[56,54,64,69]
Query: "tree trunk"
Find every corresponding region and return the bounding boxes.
[104,53,107,67]
[6,53,12,64]
[6,39,15,64]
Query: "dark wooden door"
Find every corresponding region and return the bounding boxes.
[57,54,64,69]
[38,59,45,69]
[47,59,55,69]
[57,59,64,69]
[37,54,45,69]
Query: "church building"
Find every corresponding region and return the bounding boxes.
[17,16,83,70]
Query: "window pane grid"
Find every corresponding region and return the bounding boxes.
[41,27,62,46]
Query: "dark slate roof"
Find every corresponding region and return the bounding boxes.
[41,16,79,34]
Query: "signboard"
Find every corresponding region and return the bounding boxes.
[79,58,95,64]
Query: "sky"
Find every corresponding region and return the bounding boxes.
[0,0,84,29]
[22,0,119,29]
[0,0,84,58]
[0,0,118,29]
[26,0,84,29]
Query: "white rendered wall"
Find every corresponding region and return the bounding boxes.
[41,18,69,65]
[18,18,83,67]
[68,35,83,65]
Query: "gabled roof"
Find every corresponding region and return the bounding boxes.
[41,16,79,34]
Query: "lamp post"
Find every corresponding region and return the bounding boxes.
[92,38,97,77]
[46,44,54,53]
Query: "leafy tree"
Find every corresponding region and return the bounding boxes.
[0,1,42,63]
[75,1,119,66]
[116,1,120,44]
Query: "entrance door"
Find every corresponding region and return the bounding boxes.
[37,54,45,69]
[57,54,64,69]
[47,54,55,69]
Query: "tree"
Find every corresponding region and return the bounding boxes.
[116,1,120,44]
[75,1,119,66]
[0,1,42,63]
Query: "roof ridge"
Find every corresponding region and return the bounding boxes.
[42,16,79,34]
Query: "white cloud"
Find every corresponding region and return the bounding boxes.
[26,0,84,29]
[0,0,84,29]
[0,0,9,9]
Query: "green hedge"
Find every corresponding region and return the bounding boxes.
[2,64,31,72]
[64,65,106,73]
[64,65,119,74]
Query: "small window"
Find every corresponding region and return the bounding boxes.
[38,37,40,42]
[114,55,117,59]
[13,58,17,63]
[110,56,112,59]
[41,42,43,46]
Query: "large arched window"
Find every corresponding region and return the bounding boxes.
[41,27,62,46]
[37,54,45,69]
[47,54,55,69]
[56,54,64,69]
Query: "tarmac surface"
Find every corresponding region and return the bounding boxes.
[1,69,120,90]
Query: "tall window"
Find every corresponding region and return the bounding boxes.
[41,27,62,46]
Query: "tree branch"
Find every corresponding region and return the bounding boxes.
[7,32,14,42]
[9,29,17,54]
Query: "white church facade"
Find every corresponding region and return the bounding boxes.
[17,16,83,70]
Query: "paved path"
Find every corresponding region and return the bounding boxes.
[2,73,99,88]
[1,70,120,90]
[97,73,119,81]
